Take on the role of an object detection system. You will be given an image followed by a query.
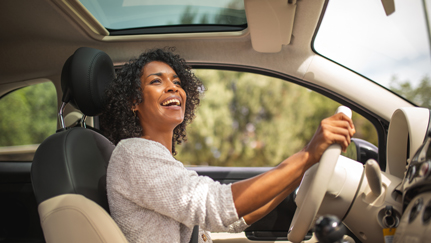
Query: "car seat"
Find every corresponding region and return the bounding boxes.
[31,47,128,243]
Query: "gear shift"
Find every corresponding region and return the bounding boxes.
[314,215,347,243]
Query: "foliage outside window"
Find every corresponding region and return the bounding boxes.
[175,70,377,167]
[0,82,57,161]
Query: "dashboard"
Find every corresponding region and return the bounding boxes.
[395,110,431,242]
[296,107,431,243]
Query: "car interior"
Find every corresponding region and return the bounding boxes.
[1,0,431,243]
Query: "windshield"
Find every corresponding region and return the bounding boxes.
[79,0,246,34]
[315,0,431,108]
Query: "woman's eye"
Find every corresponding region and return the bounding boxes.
[150,79,161,84]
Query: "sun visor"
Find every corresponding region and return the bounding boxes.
[245,0,296,53]
[386,107,430,179]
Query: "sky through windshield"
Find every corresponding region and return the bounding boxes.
[315,0,431,103]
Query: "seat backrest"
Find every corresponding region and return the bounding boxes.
[31,47,128,243]
[32,127,113,211]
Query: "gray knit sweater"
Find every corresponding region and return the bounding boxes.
[107,138,249,243]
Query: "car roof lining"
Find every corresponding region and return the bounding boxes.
[0,0,319,86]
[0,0,413,122]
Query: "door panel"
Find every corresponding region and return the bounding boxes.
[0,162,44,243]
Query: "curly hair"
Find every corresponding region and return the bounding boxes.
[101,47,202,155]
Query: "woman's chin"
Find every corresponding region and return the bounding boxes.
[164,115,184,126]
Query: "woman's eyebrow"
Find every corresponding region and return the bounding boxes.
[146,72,162,78]
[146,73,179,79]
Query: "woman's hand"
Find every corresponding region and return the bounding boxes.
[303,113,356,165]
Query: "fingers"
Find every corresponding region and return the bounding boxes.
[320,114,356,150]
[337,113,356,136]
[320,124,350,151]
[330,132,351,152]
[326,113,355,135]
[331,113,355,133]
[304,112,357,164]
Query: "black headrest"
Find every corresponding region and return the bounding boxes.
[61,47,114,116]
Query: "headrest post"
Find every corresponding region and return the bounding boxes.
[80,115,87,128]
[58,102,67,129]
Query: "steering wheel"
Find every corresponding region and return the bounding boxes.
[287,106,352,243]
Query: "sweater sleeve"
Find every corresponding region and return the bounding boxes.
[224,217,249,233]
[109,139,248,232]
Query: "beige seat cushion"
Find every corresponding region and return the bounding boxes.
[38,194,128,243]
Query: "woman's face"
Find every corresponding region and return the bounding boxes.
[136,61,187,133]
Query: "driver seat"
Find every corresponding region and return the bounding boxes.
[31,47,128,243]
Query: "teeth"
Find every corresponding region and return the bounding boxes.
[162,99,180,106]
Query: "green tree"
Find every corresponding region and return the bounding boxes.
[390,75,431,109]
[0,82,57,147]
[179,6,197,25]
[178,0,246,25]
[214,0,246,25]
[176,70,378,166]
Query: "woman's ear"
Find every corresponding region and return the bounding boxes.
[131,103,138,116]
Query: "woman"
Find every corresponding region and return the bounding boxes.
[102,48,355,243]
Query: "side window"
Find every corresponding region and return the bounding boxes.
[0,82,57,161]
[175,70,377,166]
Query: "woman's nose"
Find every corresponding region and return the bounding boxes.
[165,80,178,93]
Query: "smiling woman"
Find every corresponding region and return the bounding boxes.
[101,47,202,155]
[134,61,188,154]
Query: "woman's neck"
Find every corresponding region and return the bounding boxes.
[141,130,173,154]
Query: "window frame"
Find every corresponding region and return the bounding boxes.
[174,63,387,168]
[0,81,58,162]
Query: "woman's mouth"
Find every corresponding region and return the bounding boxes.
[161,98,181,106]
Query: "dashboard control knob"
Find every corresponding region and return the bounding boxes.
[314,215,346,243]
[365,159,382,195]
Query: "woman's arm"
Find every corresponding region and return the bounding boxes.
[232,112,355,220]
[242,174,301,225]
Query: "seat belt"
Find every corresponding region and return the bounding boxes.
[189,225,199,243]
